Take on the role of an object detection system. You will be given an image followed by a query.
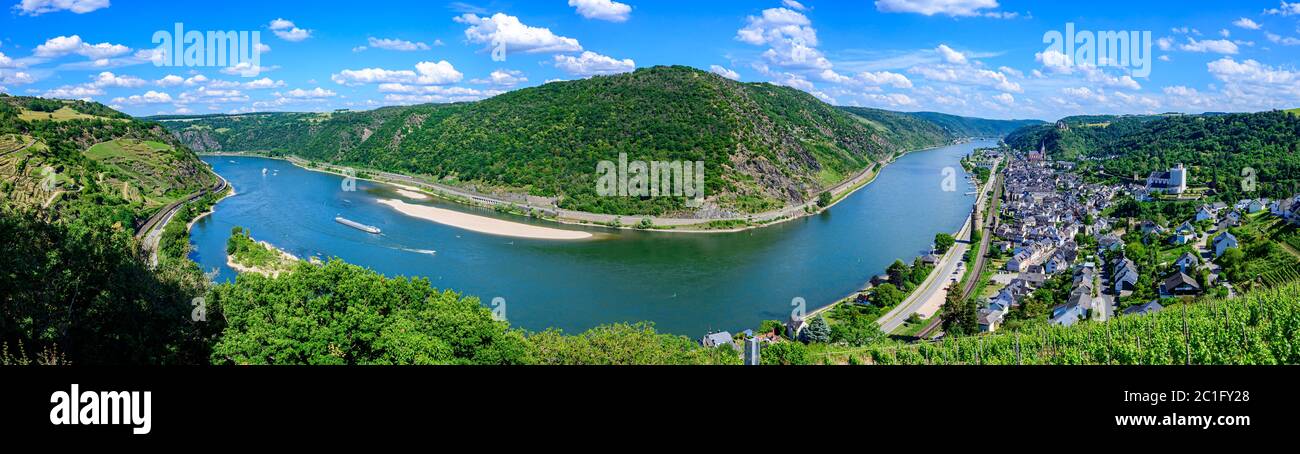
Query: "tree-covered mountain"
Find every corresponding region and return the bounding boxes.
[158,66,1034,217]
[1005,110,1300,201]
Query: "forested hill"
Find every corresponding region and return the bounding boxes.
[156,65,1028,217]
[1005,110,1300,201]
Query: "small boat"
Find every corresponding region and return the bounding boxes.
[262,168,268,176]
[335,217,381,234]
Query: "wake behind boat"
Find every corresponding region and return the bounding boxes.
[335,216,381,234]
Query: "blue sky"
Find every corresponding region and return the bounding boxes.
[2,0,1299,120]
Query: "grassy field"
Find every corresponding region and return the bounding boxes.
[18,106,105,122]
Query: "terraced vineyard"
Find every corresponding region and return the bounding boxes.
[0,134,61,208]
[815,281,1300,365]
[83,139,214,208]
[0,134,23,151]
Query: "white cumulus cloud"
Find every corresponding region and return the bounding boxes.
[736,8,831,70]
[709,65,741,80]
[112,90,172,105]
[936,44,967,65]
[282,87,337,99]
[34,35,130,59]
[14,0,109,16]
[332,61,463,86]
[269,18,312,42]
[875,0,1001,17]
[455,13,583,54]
[568,0,631,22]
[1179,38,1239,54]
[1265,2,1300,16]
[553,51,635,76]
[470,69,528,87]
[366,37,431,51]
[1233,17,1262,30]
[857,71,913,88]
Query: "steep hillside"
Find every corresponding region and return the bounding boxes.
[1005,110,1300,201]
[0,94,216,226]
[162,66,966,217]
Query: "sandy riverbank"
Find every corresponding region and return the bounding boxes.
[377,199,594,240]
[393,187,429,200]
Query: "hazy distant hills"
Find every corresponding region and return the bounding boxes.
[155,66,1039,217]
[896,110,1042,138]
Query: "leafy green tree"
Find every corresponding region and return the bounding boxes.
[527,323,740,365]
[870,283,905,309]
[817,191,833,208]
[761,341,811,365]
[909,257,930,287]
[940,287,978,336]
[0,208,217,365]
[759,320,785,337]
[1218,248,1246,282]
[887,259,910,287]
[935,231,956,252]
[210,260,529,365]
[830,316,886,346]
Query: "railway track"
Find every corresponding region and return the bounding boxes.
[135,174,228,266]
[916,170,1003,339]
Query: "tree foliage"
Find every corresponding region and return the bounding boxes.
[934,233,956,253]
[210,260,529,365]
[802,316,832,344]
[527,323,740,365]
[0,208,217,365]
[761,341,811,365]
